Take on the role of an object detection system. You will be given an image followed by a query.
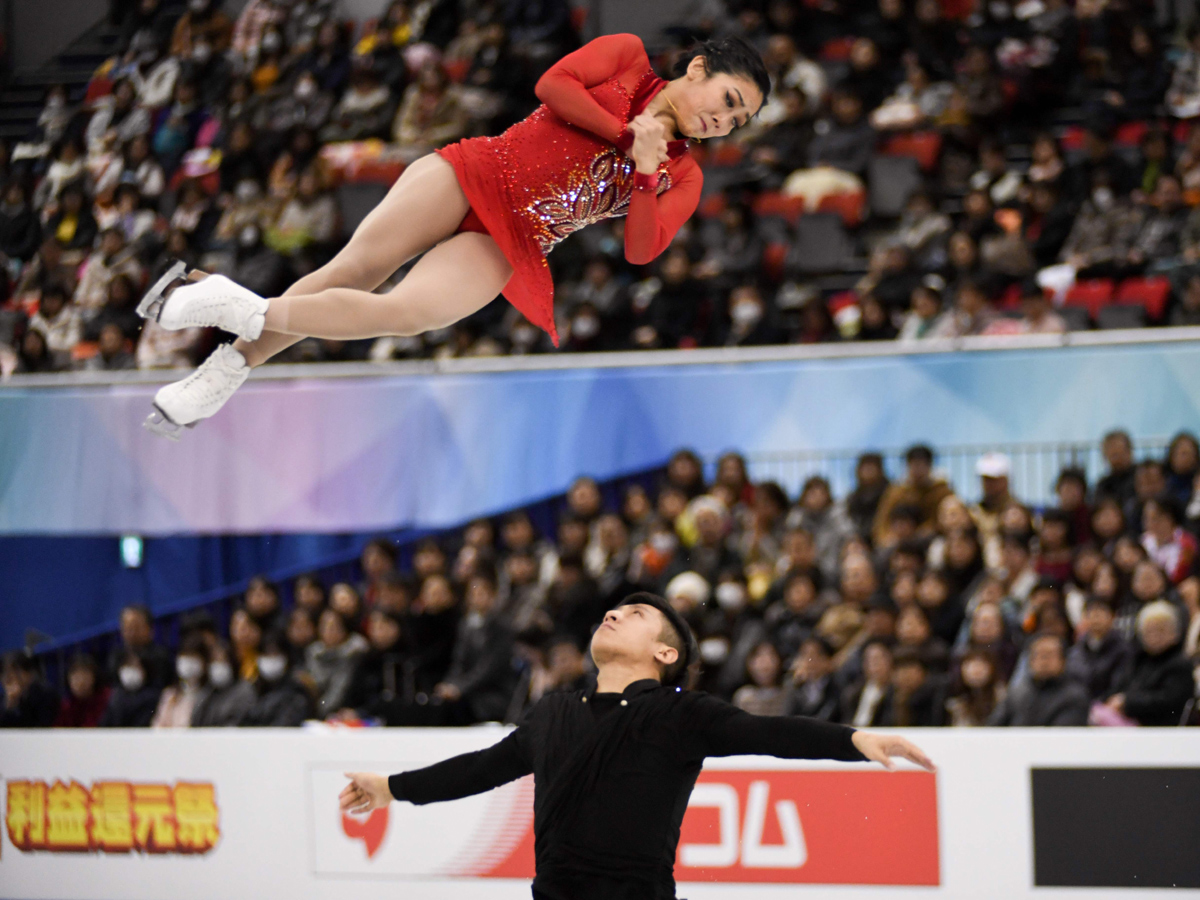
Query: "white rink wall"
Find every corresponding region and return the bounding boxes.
[0,728,1197,900]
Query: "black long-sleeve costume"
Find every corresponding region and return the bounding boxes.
[389,678,868,900]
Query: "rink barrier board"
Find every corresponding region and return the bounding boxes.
[1,728,1198,899]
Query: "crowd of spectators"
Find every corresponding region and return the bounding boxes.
[4,0,1200,372]
[4,427,1199,729]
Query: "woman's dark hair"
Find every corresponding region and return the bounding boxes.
[672,36,770,112]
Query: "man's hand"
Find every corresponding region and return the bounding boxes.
[851,731,936,772]
[627,112,669,174]
[340,772,393,814]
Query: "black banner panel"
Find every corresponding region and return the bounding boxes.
[1032,767,1200,888]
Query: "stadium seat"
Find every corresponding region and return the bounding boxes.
[709,142,745,166]
[788,213,853,274]
[697,193,727,219]
[816,191,865,227]
[997,283,1023,311]
[762,242,789,282]
[1060,305,1093,331]
[819,36,857,61]
[1059,125,1087,152]
[752,191,805,224]
[868,155,922,217]
[880,132,943,172]
[1063,279,1115,319]
[1114,120,1150,147]
[1115,277,1172,321]
[1096,304,1146,330]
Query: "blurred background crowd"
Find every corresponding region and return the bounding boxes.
[4,0,1200,372]
[4,427,1199,728]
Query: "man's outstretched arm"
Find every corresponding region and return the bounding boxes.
[341,731,532,813]
[688,695,936,771]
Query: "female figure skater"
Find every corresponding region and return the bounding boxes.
[139,33,769,438]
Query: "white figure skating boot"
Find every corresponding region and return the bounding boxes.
[143,343,250,440]
[137,260,269,342]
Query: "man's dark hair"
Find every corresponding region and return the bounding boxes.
[1147,493,1184,526]
[1102,429,1132,449]
[890,502,922,524]
[857,451,884,470]
[905,444,934,464]
[121,603,153,626]
[672,36,771,114]
[1056,466,1087,490]
[364,537,399,563]
[892,646,926,670]
[67,652,98,675]
[755,480,789,512]
[1028,630,1065,653]
[616,592,697,687]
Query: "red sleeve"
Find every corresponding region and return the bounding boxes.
[534,33,647,144]
[624,158,702,266]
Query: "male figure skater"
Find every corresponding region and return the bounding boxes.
[341,592,934,900]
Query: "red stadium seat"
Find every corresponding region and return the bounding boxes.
[1059,126,1087,152]
[816,190,865,227]
[997,283,1022,311]
[709,142,745,166]
[1064,279,1115,319]
[752,191,805,223]
[880,132,943,172]
[762,242,788,282]
[697,193,727,218]
[820,36,856,61]
[1116,277,1172,321]
[1114,120,1150,147]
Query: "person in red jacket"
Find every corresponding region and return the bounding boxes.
[138,33,769,438]
[54,654,111,728]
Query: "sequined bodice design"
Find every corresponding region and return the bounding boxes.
[476,77,673,254]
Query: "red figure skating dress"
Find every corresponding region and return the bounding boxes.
[437,33,702,345]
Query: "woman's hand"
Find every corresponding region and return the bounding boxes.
[851,731,936,772]
[627,112,669,174]
[339,772,393,814]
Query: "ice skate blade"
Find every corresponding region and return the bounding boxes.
[137,260,189,321]
[143,407,197,441]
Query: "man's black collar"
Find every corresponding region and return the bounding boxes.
[588,677,666,701]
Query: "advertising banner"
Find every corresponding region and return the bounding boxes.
[0,728,1197,899]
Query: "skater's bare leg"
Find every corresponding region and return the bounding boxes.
[231,153,471,366]
[263,231,512,339]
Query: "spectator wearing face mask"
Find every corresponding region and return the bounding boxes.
[151,635,209,727]
[191,641,256,726]
[263,71,335,136]
[170,0,233,59]
[717,284,780,347]
[100,651,162,727]
[240,632,313,726]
